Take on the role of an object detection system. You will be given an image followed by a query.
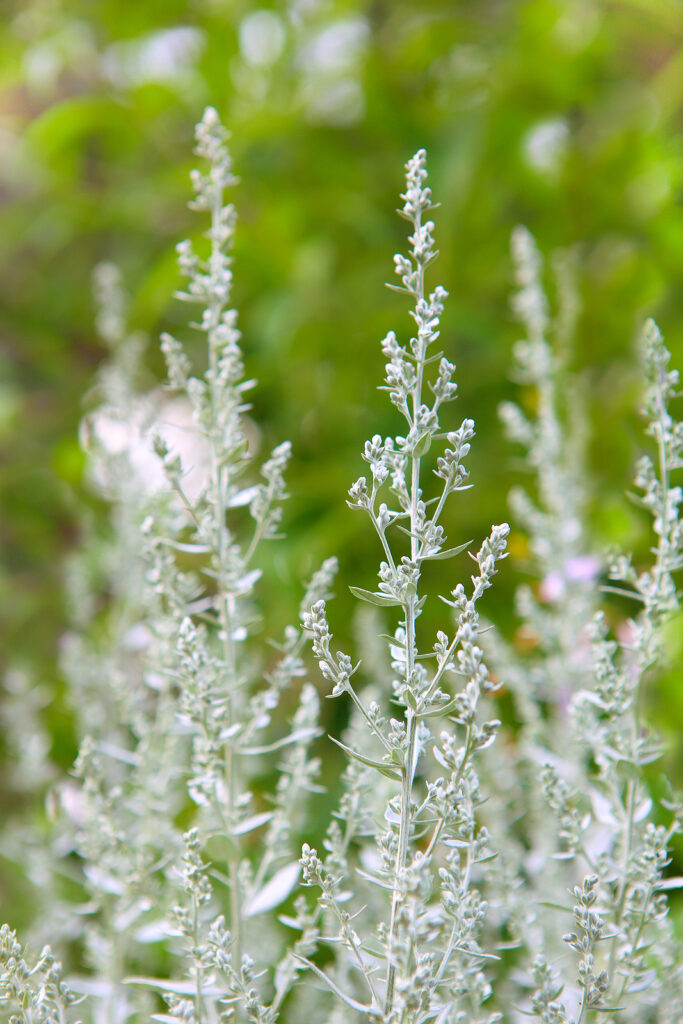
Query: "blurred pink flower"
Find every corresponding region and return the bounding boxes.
[539,555,600,603]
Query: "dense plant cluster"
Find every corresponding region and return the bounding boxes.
[1,109,681,1024]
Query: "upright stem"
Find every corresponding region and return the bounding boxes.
[607,363,672,998]
[208,187,242,970]
[193,896,205,1024]
[385,207,425,1015]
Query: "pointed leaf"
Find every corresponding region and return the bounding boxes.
[625,969,657,993]
[349,586,403,607]
[422,540,473,561]
[355,868,397,892]
[125,977,225,996]
[291,956,373,1014]
[658,876,683,890]
[244,862,300,918]
[161,539,213,554]
[329,737,401,780]
[419,696,463,719]
[227,486,259,508]
[232,812,274,836]
[430,1005,453,1024]
[236,728,320,756]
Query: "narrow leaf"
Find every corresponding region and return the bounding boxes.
[232,812,274,836]
[355,868,397,891]
[419,696,462,719]
[125,977,225,996]
[422,540,473,561]
[658,876,683,890]
[291,956,372,1014]
[160,539,212,554]
[98,741,141,767]
[625,969,657,993]
[329,737,401,780]
[430,1005,453,1024]
[349,586,403,607]
[245,862,300,918]
[236,727,320,756]
[227,485,259,508]
[539,901,573,914]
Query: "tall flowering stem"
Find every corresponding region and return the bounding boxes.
[303,151,509,1024]
[531,319,683,1022]
[146,108,329,1023]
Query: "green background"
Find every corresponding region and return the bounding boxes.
[1,0,682,929]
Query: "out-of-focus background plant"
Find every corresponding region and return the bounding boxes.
[1,0,682,935]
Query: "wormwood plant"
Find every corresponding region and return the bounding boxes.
[297,159,683,1023]
[476,228,602,985]
[106,108,337,1023]
[2,108,334,1024]
[1,109,682,1024]
[300,148,511,1023]
[534,317,683,1023]
[478,231,683,1022]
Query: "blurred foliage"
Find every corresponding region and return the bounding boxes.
[0,0,682,929]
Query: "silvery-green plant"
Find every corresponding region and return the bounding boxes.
[474,228,601,984]
[0,263,151,971]
[51,260,187,1021]
[531,318,683,1023]
[1,110,682,1024]
[120,107,337,1024]
[0,924,80,1024]
[493,226,596,724]
[481,228,683,1021]
[17,108,335,1024]
[301,148,510,1024]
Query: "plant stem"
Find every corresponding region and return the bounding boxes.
[207,186,243,973]
[385,206,426,1011]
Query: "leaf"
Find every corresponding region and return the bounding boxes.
[625,969,657,993]
[232,811,274,836]
[133,920,170,944]
[66,978,116,997]
[451,945,501,962]
[355,868,397,891]
[220,723,242,741]
[432,745,453,771]
[227,486,259,507]
[291,956,373,1014]
[379,633,405,646]
[422,540,473,561]
[97,741,141,766]
[125,977,225,996]
[160,539,212,554]
[235,569,263,593]
[244,862,301,918]
[634,796,653,822]
[237,727,320,756]
[84,865,124,895]
[539,901,573,915]
[419,696,462,719]
[430,1005,453,1024]
[349,586,403,607]
[278,915,302,930]
[329,737,402,780]
[590,788,619,826]
[658,876,683,890]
